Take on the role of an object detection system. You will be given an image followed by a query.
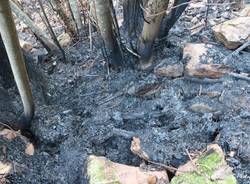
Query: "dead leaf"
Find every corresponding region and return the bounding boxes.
[130,137,149,160]
[25,143,35,156]
[0,162,12,175]
[0,129,17,140]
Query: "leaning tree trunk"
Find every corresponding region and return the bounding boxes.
[137,0,169,69]
[69,0,84,35]
[64,0,79,35]
[50,0,77,37]
[10,0,59,52]
[0,0,34,130]
[94,0,123,68]
[38,0,66,60]
[158,0,189,39]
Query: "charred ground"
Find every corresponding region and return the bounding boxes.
[0,1,250,184]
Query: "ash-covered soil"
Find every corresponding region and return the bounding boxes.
[0,1,250,183]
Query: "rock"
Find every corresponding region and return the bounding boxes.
[212,17,250,49]
[57,33,71,47]
[0,129,17,140]
[0,161,12,175]
[239,4,250,17]
[171,144,237,184]
[83,155,169,184]
[19,39,33,52]
[25,143,35,156]
[190,103,216,113]
[154,62,184,78]
[183,43,231,78]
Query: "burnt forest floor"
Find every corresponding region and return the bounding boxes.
[0,0,250,183]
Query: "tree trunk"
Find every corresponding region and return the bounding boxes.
[0,0,34,130]
[69,0,84,35]
[137,0,169,69]
[94,0,123,68]
[0,35,15,89]
[10,0,59,52]
[38,0,66,60]
[50,0,77,37]
[64,0,78,34]
[122,0,144,50]
[158,0,189,39]
[123,0,148,39]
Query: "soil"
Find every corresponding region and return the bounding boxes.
[0,0,250,184]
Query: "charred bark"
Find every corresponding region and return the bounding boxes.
[0,35,15,89]
[94,0,123,68]
[0,0,34,130]
[137,0,169,68]
[50,0,77,37]
[69,0,84,35]
[159,0,189,39]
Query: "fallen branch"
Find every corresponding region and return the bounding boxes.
[0,122,14,131]
[183,77,224,84]
[223,40,250,63]
[112,128,137,139]
[229,72,250,82]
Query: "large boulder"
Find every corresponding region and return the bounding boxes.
[212,17,250,49]
[183,43,231,78]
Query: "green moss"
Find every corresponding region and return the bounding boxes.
[87,157,120,184]
[197,151,223,176]
[217,176,237,184]
[171,172,237,184]
[170,172,214,184]
[170,150,237,184]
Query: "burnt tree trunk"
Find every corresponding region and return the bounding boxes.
[50,0,77,37]
[0,35,15,89]
[137,0,169,69]
[94,0,123,68]
[0,0,34,130]
[123,0,145,50]
[158,0,189,39]
[69,0,84,35]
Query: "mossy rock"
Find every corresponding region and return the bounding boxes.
[171,172,236,184]
[87,156,120,184]
[170,144,237,184]
[85,155,169,184]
